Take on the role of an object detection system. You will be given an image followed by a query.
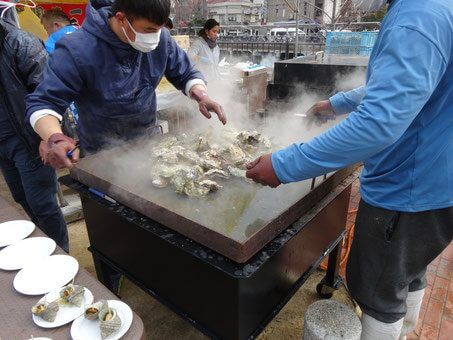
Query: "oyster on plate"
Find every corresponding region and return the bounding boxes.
[31,301,59,322]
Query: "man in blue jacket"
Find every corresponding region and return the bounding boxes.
[26,0,226,169]
[40,8,78,53]
[246,0,452,338]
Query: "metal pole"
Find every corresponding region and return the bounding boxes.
[294,0,299,58]
[332,0,337,31]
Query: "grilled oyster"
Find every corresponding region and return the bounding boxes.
[84,300,108,321]
[152,177,168,188]
[171,165,204,194]
[60,284,85,307]
[199,180,222,191]
[205,169,230,179]
[157,136,179,149]
[227,166,246,178]
[192,136,210,152]
[237,130,261,145]
[183,181,210,197]
[223,144,247,166]
[151,164,177,179]
[31,301,59,322]
[237,130,271,149]
[179,149,201,164]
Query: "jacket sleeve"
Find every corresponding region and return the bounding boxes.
[187,38,201,59]
[271,27,448,183]
[329,86,365,115]
[25,41,83,124]
[11,30,48,93]
[164,35,205,94]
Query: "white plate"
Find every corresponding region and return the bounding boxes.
[26,338,53,340]
[33,287,94,328]
[14,255,79,295]
[71,300,133,340]
[0,237,56,270]
[0,220,35,247]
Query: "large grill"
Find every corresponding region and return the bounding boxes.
[64,54,366,339]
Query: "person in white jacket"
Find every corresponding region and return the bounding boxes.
[188,19,220,82]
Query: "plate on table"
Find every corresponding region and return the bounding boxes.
[32,286,94,328]
[0,220,35,247]
[0,237,56,270]
[71,300,133,340]
[13,255,79,295]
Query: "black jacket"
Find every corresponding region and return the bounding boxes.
[0,19,47,156]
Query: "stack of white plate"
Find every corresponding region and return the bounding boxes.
[0,220,134,338]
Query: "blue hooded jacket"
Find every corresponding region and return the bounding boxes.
[25,0,204,152]
[44,25,78,53]
[271,0,452,212]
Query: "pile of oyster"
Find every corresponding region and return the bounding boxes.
[150,130,272,197]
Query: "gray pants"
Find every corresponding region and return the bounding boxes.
[346,200,453,323]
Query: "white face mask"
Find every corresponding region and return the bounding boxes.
[121,18,161,53]
[352,0,387,12]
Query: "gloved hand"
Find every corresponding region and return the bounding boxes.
[191,86,227,125]
[245,153,281,188]
[305,100,336,122]
[43,133,79,169]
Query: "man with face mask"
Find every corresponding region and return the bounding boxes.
[25,0,226,169]
[246,0,452,338]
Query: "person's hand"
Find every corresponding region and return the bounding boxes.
[45,133,79,169]
[190,85,227,125]
[39,140,49,164]
[305,100,336,122]
[198,96,227,125]
[245,153,281,188]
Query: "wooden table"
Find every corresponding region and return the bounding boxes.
[0,196,144,340]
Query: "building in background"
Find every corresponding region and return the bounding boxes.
[207,1,262,27]
[267,0,317,23]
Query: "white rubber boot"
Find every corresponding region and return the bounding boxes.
[399,289,425,339]
[361,313,404,340]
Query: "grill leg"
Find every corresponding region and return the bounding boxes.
[317,241,343,299]
[92,251,123,297]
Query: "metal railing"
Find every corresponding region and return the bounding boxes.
[218,41,324,59]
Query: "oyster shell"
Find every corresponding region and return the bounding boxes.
[183,181,210,197]
[199,180,222,191]
[157,136,178,148]
[205,169,230,179]
[237,130,261,145]
[31,301,59,322]
[227,166,246,178]
[99,307,122,340]
[84,300,108,321]
[152,177,168,188]
[60,284,85,307]
[192,136,210,152]
[179,149,201,164]
[237,130,271,149]
[223,144,247,166]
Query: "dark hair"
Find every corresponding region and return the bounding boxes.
[198,18,220,37]
[165,17,174,30]
[112,0,170,26]
[41,8,71,24]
